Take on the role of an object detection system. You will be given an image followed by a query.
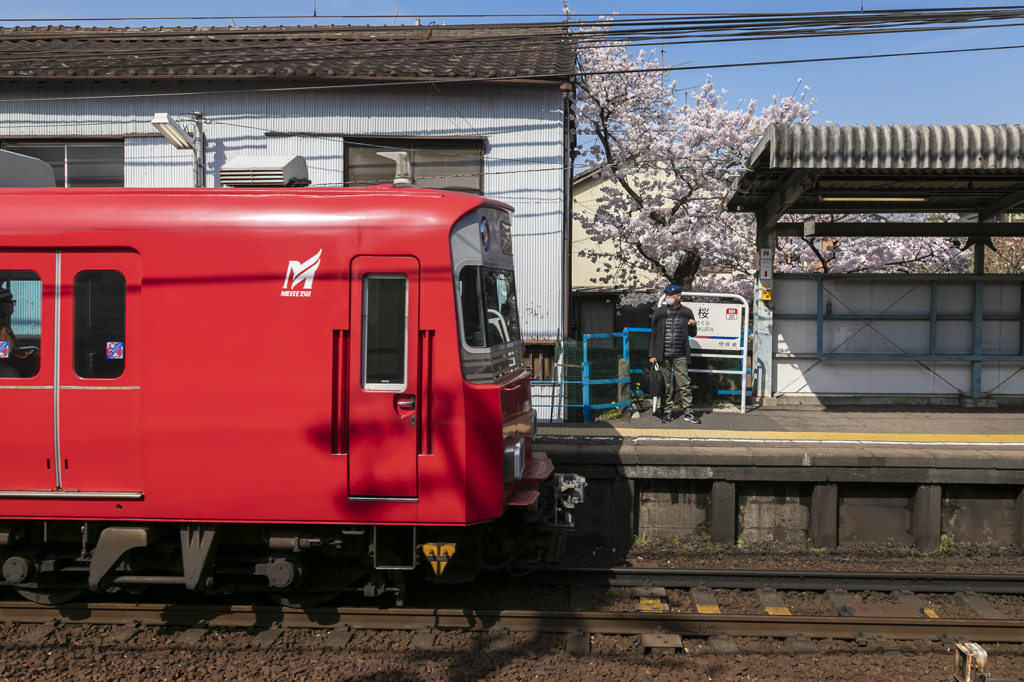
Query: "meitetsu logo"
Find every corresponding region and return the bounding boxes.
[282,249,322,297]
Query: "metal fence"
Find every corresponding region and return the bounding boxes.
[532,295,751,422]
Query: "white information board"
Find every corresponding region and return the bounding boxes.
[688,302,743,350]
[758,248,773,282]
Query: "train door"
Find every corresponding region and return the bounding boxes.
[0,254,56,492]
[347,256,420,499]
[56,252,143,493]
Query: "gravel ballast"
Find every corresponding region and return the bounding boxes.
[2,621,1023,681]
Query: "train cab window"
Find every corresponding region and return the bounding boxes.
[481,268,521,346]
[459,267,486,348]
[459,266,522,348]
[73,271,126,379]
[0,271,42,379]
[362,275,407,389]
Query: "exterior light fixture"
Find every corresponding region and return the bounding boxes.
[150,113,194,150]
[150,112,206,187]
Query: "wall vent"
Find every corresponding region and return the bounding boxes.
[220,155,310,187]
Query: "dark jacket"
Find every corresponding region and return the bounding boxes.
[648,304,697,362]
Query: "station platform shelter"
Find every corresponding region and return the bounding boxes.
[540,125,1024,554]
[726,123,1024,407]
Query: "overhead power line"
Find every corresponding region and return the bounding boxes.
[5,6,1024,25]
[4,7,1024,46]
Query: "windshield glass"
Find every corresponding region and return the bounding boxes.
[482,268,521,345]
[458,267,485,348]
[458,266,521,348]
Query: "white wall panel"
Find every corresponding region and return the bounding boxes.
[772,276,1024,395]
[1,80,565,339]
[125,137,192,188]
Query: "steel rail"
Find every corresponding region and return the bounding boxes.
[522,567,1024,594]
[1,601,1023,644]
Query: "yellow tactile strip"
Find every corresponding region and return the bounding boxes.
[537,426,1024,444]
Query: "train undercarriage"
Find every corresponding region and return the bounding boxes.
[0,474,586,607]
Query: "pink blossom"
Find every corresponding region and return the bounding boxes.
[572,20,969,305]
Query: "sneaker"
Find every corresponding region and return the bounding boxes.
[660,412,675,424]
[683,412,701,424]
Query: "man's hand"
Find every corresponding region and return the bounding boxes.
[688,319,696,325]
[649,357,657,364]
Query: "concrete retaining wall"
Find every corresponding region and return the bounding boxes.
[565,465,1024,552]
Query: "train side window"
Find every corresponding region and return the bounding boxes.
[458,266,486,348]
[0,271,42,379]
[73,271,126,379]
[362,275,407,389]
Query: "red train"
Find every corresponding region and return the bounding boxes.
[0,184,585,606]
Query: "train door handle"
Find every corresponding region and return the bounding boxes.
[396,395,416,410]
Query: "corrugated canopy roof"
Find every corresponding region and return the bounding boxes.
[0,24,572,83]
[727,124,1024,236]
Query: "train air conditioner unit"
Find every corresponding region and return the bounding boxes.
[219,155,311,187]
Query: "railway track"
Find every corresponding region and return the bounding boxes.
[524,566,1024,594]
[1,600,1023,645]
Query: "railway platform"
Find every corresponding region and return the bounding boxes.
[537,406,1024,555]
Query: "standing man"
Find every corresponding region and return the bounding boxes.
[648,284,700,424]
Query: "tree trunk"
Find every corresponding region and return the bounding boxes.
[670,249,702,290]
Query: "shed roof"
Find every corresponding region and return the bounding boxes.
[726,124,1024,235]
[0,24,572,84]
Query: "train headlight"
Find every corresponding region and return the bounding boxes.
[504,437,526,484]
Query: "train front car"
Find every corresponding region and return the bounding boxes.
[0,186,584,606]
[430,208,587,583]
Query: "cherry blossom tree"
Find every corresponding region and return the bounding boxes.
[985,236,1024,274]
[572,24,969,303]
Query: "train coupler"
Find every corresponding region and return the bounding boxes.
[537,473,587,530]
[421,543,457,576]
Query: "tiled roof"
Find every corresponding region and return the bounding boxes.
[0,24,573,83]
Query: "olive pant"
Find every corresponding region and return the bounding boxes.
[660,356,693,415]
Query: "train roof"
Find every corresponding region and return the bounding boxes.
[0,186,512,233]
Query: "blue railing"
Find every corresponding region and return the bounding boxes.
[580,328,752,422]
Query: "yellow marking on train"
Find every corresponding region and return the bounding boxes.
[923,608,939,619]
[695,604,721,614]
[537,426,1024,444]
[421,543,457,576]
[765,606,792,616]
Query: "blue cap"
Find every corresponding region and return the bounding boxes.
[664,284,682,295]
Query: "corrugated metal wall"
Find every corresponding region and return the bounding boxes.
[774,277,1024,395]
[1,80,565,339]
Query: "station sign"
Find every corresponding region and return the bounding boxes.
[689,302,743,351]
[758,248,773,282]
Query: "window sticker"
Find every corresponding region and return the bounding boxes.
[105,342,124,360]
[0,341,8,358]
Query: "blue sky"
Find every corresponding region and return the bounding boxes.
[3,1,1022,126]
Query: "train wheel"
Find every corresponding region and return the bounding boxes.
[265,591,341,609]
[15,588,84,605]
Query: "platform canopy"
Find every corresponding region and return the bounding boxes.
[726,124,1024,237]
